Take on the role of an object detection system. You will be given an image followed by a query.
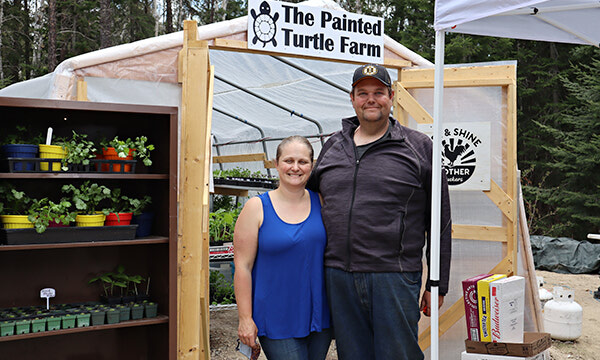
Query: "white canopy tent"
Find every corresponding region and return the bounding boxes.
[430,1,600,359]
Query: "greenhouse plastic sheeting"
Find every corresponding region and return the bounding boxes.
[530,235,600,274]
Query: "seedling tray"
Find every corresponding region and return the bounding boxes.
[4,158,137,173]
[0,225,138,245]
[214,177,277,189]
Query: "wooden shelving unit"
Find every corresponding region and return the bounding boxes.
[0,96,178,359]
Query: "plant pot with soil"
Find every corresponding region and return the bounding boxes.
[61,181,111,227]
[0,183,35,229]
[27,197,77,234]
[100,135,154,173]
[144,302,158,318]
[90,308,106,326]
[1,124,44,171]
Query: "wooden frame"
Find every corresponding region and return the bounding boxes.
[394,64,539,350]
[176,19,538,359]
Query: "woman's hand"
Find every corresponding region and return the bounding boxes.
[238,317,258,347]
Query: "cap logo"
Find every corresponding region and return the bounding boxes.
[362,65,378,76]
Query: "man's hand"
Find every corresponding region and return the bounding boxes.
[420,290,444,317]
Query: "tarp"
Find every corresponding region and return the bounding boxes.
[530,235,600,274]
[434,0,600,46]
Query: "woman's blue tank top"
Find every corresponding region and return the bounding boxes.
[252,189,330,339]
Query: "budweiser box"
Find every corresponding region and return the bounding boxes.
[490,276,525,343]
[477,274,507,341]
[465,332,551,357]
[462,274,492,341]
[461,349,550,360]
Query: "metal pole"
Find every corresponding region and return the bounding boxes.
[271,56,351,93]
[215,75,325,145]
[430,29,445,360]
[213,107,272,177]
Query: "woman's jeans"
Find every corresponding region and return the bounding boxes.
[259,328,332,360]
[325,267,423,360]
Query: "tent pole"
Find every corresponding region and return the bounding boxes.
[430,29,445,360]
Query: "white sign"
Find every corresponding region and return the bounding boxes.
[40,287,56,310]
[418,122,491,191]
[248,0,384,63]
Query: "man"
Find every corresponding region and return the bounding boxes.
[307,63,452,360]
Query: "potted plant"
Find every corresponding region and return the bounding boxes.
[27,197,77,233]
[1,125,44,171]
[130,195,153,237]
[105,307,120,324]
[104,189,148,226]
[62,181,111,227]
[0,313,16,337]
[90,307,106,326]
[100,135,155,172]
[130,303,144,320]
[59,130,97,172]
[88,268,127,305]
[0,182,35,229]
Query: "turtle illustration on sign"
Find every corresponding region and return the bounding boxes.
[251,1,279,47]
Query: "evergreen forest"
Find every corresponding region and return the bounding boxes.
[1,0,598,239]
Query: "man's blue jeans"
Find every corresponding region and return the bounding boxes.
[325,267,423,360]
[259,328,332,360]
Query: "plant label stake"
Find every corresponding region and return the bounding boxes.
[40,288,56,310]
[46,127,53,145]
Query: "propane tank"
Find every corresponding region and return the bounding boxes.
[543,286,582,340]
[537,276,554,308]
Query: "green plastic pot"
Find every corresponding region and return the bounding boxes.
[31,318,47,333]
[106,309,120,324]
[118,305,131,322]
[144,302,158,318]
[131,304,144,320]
[15,319,31,334]
[61,314,76,329]
[46,316,61,331]
[90,310,106,326]
[0,320,15,336]
[76,313,91,327]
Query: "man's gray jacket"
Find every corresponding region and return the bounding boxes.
[307,116,452,295]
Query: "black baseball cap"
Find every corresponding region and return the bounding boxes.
[352,64,391,87]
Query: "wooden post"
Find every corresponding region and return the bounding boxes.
[178,20,211,360]
[76,78,88,101]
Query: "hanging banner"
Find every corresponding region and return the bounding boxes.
[247,0,384,63]
[418,122,491,191]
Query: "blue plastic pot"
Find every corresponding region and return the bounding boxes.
[132,212,154,237]
[2,144,38,171]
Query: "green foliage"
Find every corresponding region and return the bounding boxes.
[101,135,155,166]
[212,195,236,211]
[89,265,147,297]
[27,198,78,234]
[106,188,152,215]
[60,130,98,171]
[1,125,44,145]
[0,183,34,215]
[61,181,111,215]
[213,167,267,179]
[209,270,235,305]
[209,207,241,244]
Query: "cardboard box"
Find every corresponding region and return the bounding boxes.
[461,349,550,360]
[465,332,551,357]
[462,274,493,341]
[490,276,525,343]
[477,274,507,341]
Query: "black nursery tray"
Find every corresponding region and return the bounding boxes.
[214,177,278,189]
[0,225,138,245]
[4,158,137,173]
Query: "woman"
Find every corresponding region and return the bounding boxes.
[234,136,332,360]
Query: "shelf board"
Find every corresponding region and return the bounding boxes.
[0,173,169,180]
[0,236,169,251]
[0,315,168,342]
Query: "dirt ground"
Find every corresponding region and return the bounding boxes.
[209,269,600,359]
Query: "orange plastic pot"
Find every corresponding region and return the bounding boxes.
[104,212,133,226]
[101,147,134,172]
